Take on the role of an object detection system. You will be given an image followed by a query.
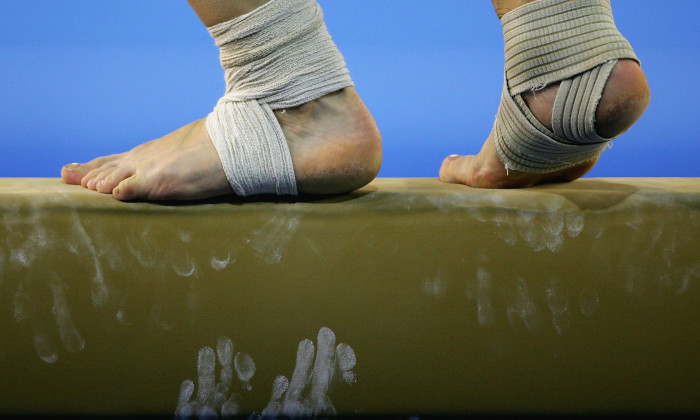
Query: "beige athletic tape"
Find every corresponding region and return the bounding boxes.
[493,0,638,173]
[206,0,353,196]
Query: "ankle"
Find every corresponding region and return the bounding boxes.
[594,59,651,139]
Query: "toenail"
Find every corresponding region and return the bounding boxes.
[64,163,80,170]
[447,154,461,160]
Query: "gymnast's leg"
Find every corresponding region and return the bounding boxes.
[61,0,381,200]
[440,0,650,188]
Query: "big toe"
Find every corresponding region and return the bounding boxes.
[439,154,469,184]
[61,163,90,185]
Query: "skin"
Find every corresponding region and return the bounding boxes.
[439,0,651,188]
[61,0,382,200]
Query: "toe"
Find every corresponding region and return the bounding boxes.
[112,176,140,201]
[83,175,96,189]
[81,163,118,189]
[439,154,471,185]
[95,167,134,194]
[81,169,99,189]
[63,155,121,187]
[95,179,109,194]
[61,163,86,185]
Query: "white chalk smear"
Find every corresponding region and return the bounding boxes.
[69,214,108,307]
[116,308,131,326]
[541,212,565,252]
[507,277,543,332]
[8,212,47,269]
[179,230,193,243]
[675,265,698,295]
[217,337,234,388]
[210,251,233,271]
[10,247,33,268]
[13,281,28,324]
[336,342,357,385]
[565,212,585,238]
[423,273,446,297]
[234,351,256,391]
[476,268,495,327]
[33,332,58,364]
[248,211,300,264]
[516,211,546,252]
[172,253,197,277]
[50,274,85,353]
[126,227,158,268]
[308,327,336,414]
[493,213,518,247]
[220,394,242,419]
[213,336,234,408]
[12,279,60,363]
[261,376,289,416]
[546,279,571,335]
[551,310,572,336]
[196,346,217,415]
[175,379,196,419]
[281,338,315,417]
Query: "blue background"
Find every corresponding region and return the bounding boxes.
[1,1,698,179]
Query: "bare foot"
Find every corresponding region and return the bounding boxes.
[61,87,381,200]
[440,0,651,189]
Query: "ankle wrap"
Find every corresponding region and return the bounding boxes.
[494,0,638,173]
[206,0,353,196]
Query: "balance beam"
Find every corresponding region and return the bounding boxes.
[1,178,698,418]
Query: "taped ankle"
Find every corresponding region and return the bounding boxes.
[206,0,353,196]
[493,0,638,173]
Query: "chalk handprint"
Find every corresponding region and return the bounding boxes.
[175,327,357,419]
[175,336,256,419]
[259,327,356,418]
